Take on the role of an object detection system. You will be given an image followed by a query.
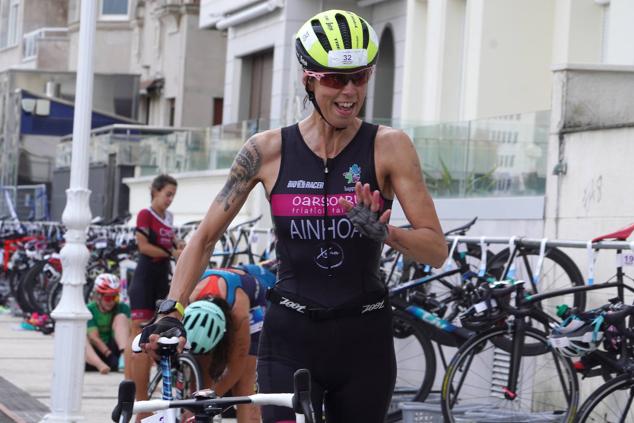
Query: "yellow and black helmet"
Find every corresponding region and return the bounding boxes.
[295,9,379,72]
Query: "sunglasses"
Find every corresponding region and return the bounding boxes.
[305,67,373,89]
[100,295,118,302]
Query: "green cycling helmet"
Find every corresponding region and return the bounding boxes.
[183,300,226,354]
[295,9,379,72]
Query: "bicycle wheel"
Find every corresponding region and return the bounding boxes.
[174,352,204,422]
[575,373,634,422]
[15,268,37,314]
[490,246,585,313]
[46,274,95,313]
[175,352,203,399]
[441,326,578,423]
[386,310,436,423]
[22,260,61,315]
[146,352,203,421]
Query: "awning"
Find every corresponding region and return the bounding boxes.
[139,78,164,96]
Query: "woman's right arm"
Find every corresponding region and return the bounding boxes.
[167,135,266,309]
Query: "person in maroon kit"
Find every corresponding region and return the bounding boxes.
[126,174,184,420]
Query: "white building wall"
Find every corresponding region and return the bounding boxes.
[221,8,284,124]
[462,0,555,120]
[545,64,634,314]
[604,0,634,65]
[124,169,266,227]
[68,22,133,73]
[400,0,428,122]
[365,0,407,122]
[551,0,604,65]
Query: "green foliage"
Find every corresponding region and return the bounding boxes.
[424,157,497,197]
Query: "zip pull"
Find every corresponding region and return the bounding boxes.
[324,159,329,174]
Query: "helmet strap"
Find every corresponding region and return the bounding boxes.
[305,84,346,131]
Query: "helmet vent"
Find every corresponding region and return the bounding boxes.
[201,314,209,327]
[186,314,199,330]
[335,14,352,49]
[311,19,332,52]
[360,20,369,49]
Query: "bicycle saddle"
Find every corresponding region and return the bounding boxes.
[592,222,634,242]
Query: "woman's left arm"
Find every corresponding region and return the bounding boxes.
[379,129,447,267]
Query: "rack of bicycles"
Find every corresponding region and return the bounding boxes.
[0,215,275,326]
[384,219,634,423]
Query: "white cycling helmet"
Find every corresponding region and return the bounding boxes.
[94,273,120,296]
[549,315,604,358]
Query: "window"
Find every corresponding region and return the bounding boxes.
[168,98,175,126]
[100,0,128,20]
[7,0,18,46]
[212,97,223,126]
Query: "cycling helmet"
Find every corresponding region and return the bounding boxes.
[94,273,120,296]
[182,300,227,354]
[295,10,379,130]
[549,315,604,358]
[459,282,508,330]
[295,9,379,72]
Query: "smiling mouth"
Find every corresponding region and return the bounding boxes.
[335,101,355,111]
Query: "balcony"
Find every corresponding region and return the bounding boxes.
[22,27,69,70]
[199,0,282,29]
[56,110,550,199]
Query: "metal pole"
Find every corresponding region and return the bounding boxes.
[43,0,97,421]
[446,235,634,251]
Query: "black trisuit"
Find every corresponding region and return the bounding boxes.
[257,122,396,422]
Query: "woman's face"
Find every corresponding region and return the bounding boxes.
[153,183,177,210]
[97,293,118,312]
[309,71,370,127]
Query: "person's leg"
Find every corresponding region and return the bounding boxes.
[257,305,326,423]
[85,341,110,374]
[128,319,153,422]
[232,355,261,423]
[323,309,396,423]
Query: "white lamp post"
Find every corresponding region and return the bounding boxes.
[43,0,97,421]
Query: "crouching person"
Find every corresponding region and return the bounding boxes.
[85,274,131,374]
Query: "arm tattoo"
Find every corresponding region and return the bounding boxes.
[217,138,262,212]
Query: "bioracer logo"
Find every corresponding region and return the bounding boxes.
[361,300,385,314]
[280,297,306,313]
[287,180,324,189]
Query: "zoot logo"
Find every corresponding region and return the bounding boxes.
[361,299,385,314]
[279,297,306,313]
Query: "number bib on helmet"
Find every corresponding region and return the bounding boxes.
[328,49,368,68]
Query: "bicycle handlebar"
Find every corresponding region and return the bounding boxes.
[444,217,478,237]
[603,304,634,325]
[112,369,316,423]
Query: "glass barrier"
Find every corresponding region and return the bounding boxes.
[55,111,549,198]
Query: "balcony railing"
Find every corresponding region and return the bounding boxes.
[56,111,550,198]
[22,27,68,61]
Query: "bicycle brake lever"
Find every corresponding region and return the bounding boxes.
[293,369,315,423]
